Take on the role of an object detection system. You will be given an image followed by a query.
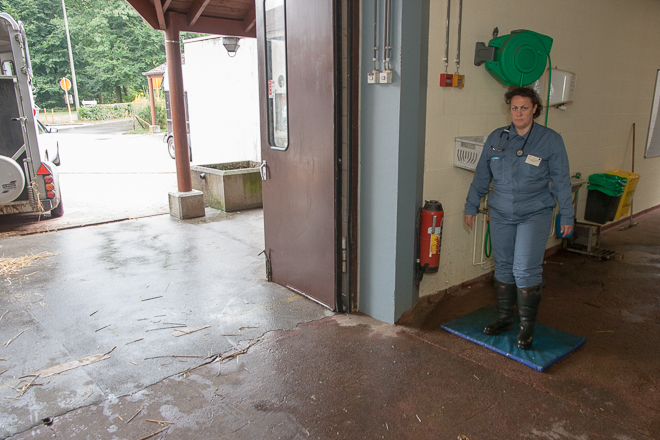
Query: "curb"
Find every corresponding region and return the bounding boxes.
[42,117,133,129]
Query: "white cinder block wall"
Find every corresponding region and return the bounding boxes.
[420,0,660,297]
[183,36,261,166]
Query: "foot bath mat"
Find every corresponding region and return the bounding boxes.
[440,305,586,372]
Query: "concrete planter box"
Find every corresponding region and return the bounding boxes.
[191,161,262,212]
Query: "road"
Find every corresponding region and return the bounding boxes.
[0,120,179,234]
[56,119,176,174]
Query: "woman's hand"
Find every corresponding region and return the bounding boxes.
[465,215,476,228]
[560,224,574,237]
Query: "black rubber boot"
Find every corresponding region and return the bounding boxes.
[482,279,517,335]
[516,284,543,349]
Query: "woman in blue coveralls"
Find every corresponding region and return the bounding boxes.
[464,87,574,350]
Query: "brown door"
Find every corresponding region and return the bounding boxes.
[256,0,338,309]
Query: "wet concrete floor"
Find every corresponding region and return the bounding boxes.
[0,209,330,438]
[1,208,659,439]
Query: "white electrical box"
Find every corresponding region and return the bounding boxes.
[533,69,577,106]
[367,70,380,84]
[379,70,392,84]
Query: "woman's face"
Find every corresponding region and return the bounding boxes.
[509,95,537,134]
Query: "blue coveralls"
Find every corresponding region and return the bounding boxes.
[465,123,575,288]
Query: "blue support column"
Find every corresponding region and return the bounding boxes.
[359,0,430,323]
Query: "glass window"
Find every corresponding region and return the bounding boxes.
[264,0,289,150]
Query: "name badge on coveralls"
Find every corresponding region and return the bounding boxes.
[525,154,542,166]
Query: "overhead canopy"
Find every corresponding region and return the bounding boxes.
[125,0,256,37]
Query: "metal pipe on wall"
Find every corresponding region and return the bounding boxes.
[383,0,390,70]
[373,0,378,71]
[455,0,462,71]
[444,0,451,72]
[387,0,392,70]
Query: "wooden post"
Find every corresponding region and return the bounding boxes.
[164,12,192,193]
[148,76,157,126]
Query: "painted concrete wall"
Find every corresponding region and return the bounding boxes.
[359,0,429,324]
[419,0,660,298]
[182,36,261,166]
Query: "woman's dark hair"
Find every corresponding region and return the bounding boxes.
[504,87,543,119]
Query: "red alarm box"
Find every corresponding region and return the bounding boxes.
[440,73,454,87]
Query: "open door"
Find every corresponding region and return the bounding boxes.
[256,0,339,309]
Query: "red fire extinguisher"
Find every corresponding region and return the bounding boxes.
[419,200,444,274]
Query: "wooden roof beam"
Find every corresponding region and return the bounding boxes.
[187,0,212,27]
[179,13,257,37]
[243,7,256,33]
[153,0,166,30]
[162,0,172,12]
[125,0,160,30]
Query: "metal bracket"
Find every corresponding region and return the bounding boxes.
[258,250,272,281]
[11,144,26,161]
[474,42,495,66]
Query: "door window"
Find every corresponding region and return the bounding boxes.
[264,0,289,150]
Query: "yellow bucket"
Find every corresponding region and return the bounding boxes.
[606,170,640,219]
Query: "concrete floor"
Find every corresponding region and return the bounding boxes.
[0,209,330,438]
[1,208,659,439]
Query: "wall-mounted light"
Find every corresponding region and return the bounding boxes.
[222,37,241,57]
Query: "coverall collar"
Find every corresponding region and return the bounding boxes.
[508,122,534,140]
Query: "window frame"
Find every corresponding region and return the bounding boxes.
[263,0,290,151]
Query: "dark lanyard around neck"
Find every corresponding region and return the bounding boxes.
[515,122,534,157]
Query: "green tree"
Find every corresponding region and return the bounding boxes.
[73,0,167,103]
[0,0,169,108]
[1,0,72,107]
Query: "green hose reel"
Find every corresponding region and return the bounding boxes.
[474,29,553,87]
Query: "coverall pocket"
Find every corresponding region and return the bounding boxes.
[489,157,504,183]
[521,159,548,184]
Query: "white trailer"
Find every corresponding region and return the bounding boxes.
[0,13,63,218]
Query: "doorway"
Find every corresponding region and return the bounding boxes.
[256,0,357,311]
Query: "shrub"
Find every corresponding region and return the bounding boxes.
[78,103,133,121]
[131,92,166,129]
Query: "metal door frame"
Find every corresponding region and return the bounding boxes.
[336,0,360,313]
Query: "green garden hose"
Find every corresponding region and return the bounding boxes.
[545,53,552,127]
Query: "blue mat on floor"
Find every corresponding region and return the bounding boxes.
[440,305,586,372]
